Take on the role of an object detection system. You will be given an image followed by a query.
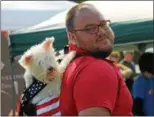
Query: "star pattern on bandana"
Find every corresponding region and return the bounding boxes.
[21,77,46,107]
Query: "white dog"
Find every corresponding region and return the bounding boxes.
[18,37,76,115]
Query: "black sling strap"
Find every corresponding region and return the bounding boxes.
[20,76,47,116]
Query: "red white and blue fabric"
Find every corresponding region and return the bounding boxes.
[35,96,61,116]
[20,77,61,116]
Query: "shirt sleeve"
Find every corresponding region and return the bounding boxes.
[73,60,118,113]
[132,76,146,99]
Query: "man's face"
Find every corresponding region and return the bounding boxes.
[125,52,134,62]
[110,55,120,63]
[68,6,115,57]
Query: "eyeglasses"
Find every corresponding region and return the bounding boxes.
[71,20,111,34]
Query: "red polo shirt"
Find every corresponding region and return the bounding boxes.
[60,44,133,116]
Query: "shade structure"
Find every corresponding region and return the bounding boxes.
[8,1,153,59]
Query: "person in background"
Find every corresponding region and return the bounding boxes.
[108,51,132,80]
[59,3,133,116]
[132,52,154,116]
[120,50,136,92]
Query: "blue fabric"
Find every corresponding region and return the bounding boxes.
[132,74,154,116]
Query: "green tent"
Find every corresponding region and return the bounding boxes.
[8,1,153,59]
[9,18,153,59]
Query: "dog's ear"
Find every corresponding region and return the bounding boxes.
[25,55,32,65]
[43,37,55,50]
[18,55,32,67]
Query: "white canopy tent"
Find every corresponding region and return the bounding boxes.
[1,1,77,31]
[9,1,153,55]
[12,1,153,52]
[14,1,153,33]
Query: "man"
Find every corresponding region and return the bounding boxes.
[132,52,154,116]
[59,3,133,116]
[120,50,136,92]
[121,50,136,73]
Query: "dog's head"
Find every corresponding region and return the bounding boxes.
[19,37,59,83]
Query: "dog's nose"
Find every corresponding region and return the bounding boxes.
[48,67,53,71]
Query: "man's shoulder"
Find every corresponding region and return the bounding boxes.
[71,56,113,71]
[74,56,96,62]
[136,74,146,81]
[66,56,112,77]
[73,56,109,64]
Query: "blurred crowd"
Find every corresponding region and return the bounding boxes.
[107,50,154,116]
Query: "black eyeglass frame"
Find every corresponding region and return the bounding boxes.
[71,20,111,34]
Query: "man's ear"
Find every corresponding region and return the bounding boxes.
[67,32,76,44]
[43,36,55,50]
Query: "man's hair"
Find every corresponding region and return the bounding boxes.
[123,50,134,55]
[139,52,154,74]
[110,51,120,58]
[65,3,95,32]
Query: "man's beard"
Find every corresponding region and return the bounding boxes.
[89,49,112,59]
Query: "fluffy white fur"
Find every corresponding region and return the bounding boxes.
[19,37,76,104]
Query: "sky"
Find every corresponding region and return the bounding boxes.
[1,1,77,30]
[1,1,76,10]
[2,1,153,30]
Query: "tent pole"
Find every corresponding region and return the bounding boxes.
[10,58,16,116]
[8,31,16,116]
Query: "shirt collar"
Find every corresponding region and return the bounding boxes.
[69,44,88,55]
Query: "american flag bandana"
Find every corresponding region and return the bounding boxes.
[35,95,61,116]
[21,77,61,116]
[21,77,47,107]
